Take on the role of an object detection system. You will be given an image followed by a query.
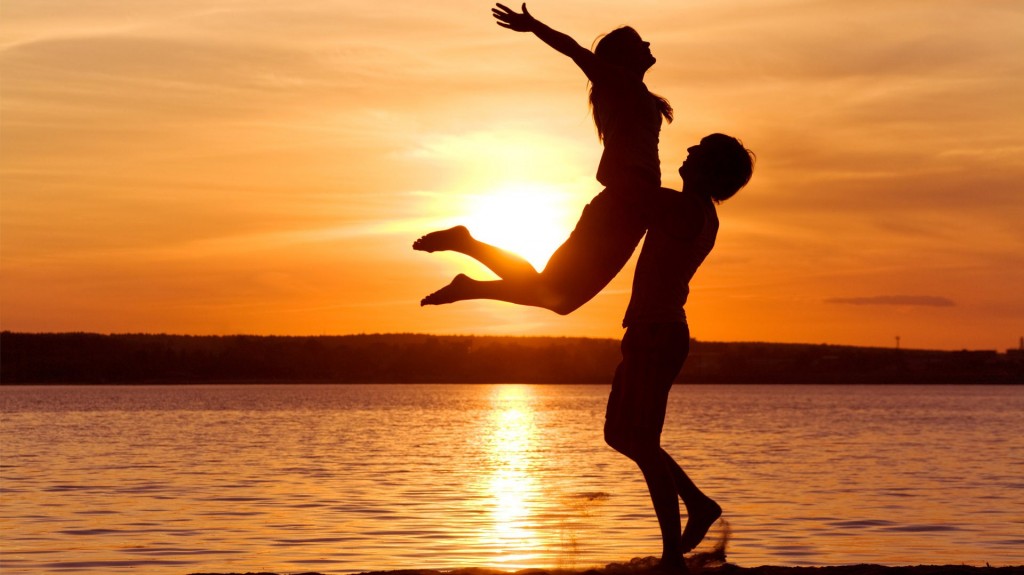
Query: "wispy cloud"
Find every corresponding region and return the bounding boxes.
[2,0,1022,348]
[825,295,955,307]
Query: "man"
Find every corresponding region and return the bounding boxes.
[603,134,754,573]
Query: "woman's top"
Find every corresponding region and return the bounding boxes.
[591,78,664,190]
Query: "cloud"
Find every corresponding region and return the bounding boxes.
[2,0,1021,348]
[825,295,955,307]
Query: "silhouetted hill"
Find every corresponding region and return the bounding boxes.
[1,332,1021,384]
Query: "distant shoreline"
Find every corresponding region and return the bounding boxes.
[3,332,1021,385]
[3,381,1022,386]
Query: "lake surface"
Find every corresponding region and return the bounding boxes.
[2,384,1022,574]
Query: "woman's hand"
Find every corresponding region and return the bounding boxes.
[491,3,589,68]
[492,3,536,32]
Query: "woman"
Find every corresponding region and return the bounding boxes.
[415,3,672,315]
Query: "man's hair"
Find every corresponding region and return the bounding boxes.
[702,133,755,203]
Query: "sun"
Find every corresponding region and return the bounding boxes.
[459,182,578,271]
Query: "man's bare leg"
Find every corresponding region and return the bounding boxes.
[661,450,722,552]
[413,225,537,280]
[638,452,686,572]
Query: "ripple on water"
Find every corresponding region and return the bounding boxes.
[1,383,1022,575]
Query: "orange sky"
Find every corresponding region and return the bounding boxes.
[2,1,1023,351]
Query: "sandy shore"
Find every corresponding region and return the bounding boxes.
[188,540,1019,575]
[190,562,1023,575]
[186,533,1021,575]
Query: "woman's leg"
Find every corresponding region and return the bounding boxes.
[417,190,647,314]
[419,273,572,311]
[413,225,538,280]
[413,225,569,310]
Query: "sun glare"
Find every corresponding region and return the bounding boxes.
[460,182,577,271]
[482,385,542,567]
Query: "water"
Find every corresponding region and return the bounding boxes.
[1,384,1022,574]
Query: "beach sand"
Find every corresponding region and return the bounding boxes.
[189,558,1023,575]
[186,523,1022,575]
[188,529,1022,575]
[188,532,1021,575]
[188,564,1022,575]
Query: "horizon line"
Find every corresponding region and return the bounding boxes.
[2,330,1020,354]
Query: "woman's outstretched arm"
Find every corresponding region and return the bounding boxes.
[492,3,605,81]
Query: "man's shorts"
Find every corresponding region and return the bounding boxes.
[605,322,690,444]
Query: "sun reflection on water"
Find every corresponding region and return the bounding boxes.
[480,384,542,567]
[4,385,1023,573]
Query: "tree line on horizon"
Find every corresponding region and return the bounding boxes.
[1,331,1020,385]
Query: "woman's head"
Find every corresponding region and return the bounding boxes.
[680,134,755,202]
[589,27,672,140]
[594,27,655,73]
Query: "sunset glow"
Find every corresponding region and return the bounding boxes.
[2,0,1022,350]
[460,182,577,270]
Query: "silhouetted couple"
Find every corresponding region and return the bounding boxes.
[415,4,754,572]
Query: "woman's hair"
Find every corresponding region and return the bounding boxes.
[702,133,755,203]
[588,26,673,141]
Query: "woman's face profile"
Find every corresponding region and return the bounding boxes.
[601,28,655,71]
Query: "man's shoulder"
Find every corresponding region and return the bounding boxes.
[649,189,708,238]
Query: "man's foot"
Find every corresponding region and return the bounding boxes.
[655,557,690,575]
[680,499,722,553]
[421,274,474,306]
[413,225,472,253]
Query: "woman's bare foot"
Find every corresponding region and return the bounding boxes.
[421,274,475,306]
[681,498,722,553]
[413,225,472,253]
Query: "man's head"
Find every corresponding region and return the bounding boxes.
[680,134,754,203]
